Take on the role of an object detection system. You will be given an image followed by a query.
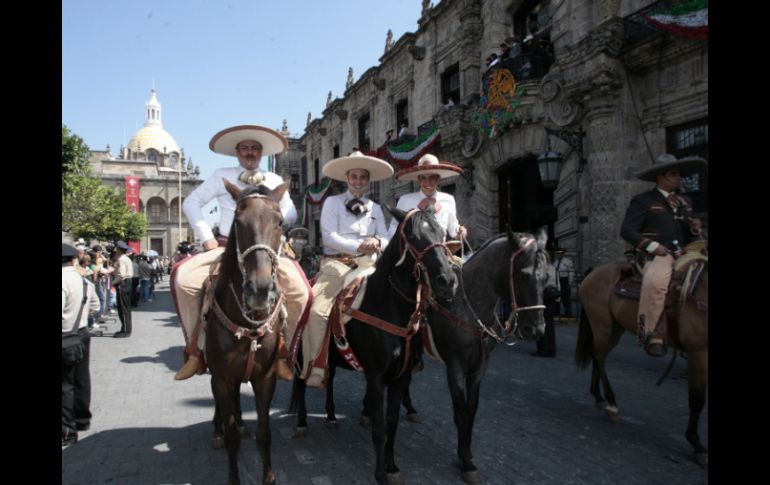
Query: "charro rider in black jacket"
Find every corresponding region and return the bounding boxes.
[620,154,706,357]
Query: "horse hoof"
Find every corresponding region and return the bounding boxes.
[325,420,338,429]
[211,434,225,449]
[695,452,708,466]
[294,426,308,438]
[603,405,619,422]
[461,470,480,485]
[360,415,372,427]
[405,413,420,423]
[386,472,403,485]
[262,472,276,485]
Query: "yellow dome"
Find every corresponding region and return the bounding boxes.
[128,125,180,155]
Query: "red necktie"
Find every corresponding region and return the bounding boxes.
[418,196,441,213]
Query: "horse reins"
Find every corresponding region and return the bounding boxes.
[428,236,545,345]
[340,209,450,378]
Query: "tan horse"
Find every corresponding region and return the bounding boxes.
[575,247,708,465]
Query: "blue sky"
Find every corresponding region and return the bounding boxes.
[63,0,423,180]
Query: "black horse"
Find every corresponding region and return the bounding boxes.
[290,206,457,485]
[422,227,549,484]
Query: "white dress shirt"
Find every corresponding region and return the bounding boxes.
[320,191,390,256]
[389,190,460,240]
[183,166,297,243]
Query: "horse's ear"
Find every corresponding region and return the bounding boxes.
[507,225,521,247]
[535,226,548,251]
[385,204,408,223]
[272,181,290,202]
[223,178,241,200]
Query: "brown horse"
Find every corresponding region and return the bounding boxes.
[206,180,289,485]
[575,247,708,466]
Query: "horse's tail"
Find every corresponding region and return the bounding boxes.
[574,305,594,370]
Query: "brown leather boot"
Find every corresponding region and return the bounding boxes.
[645,338,666,357]
[174,355,201,380]
[274,358,293,381]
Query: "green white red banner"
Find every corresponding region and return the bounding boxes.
[643,0,708,40]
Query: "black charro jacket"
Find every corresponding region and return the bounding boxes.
[620,188,696,253]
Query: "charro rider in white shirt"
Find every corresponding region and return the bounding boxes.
[301,151,393,388]
[172,124,309,381]
[388,153,468,242]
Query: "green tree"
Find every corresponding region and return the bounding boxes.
[62,125,148,241]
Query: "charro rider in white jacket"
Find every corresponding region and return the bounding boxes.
[172,124,309,381]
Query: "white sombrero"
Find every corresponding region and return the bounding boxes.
[395,154,464,181]
[209,124,288,157]
[322,150,394,182]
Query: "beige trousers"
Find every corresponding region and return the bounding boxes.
[638,253,674,343]
[173,247,309,362]
[301,258,353,380]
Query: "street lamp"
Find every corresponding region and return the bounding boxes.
[178,149,184,248]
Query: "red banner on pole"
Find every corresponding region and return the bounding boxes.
[125,176,141,254]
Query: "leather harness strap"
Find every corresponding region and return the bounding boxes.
[211,290,285,383]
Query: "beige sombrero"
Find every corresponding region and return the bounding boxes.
[209,124,288,157]
[395,153,464,181]
[635,154,707,182]
[322,150,394,182]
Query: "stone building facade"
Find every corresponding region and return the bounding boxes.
[88,89,202,256]
[284,0,708,275]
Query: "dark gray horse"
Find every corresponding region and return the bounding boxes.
[423,227,549,484]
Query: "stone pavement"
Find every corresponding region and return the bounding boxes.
[62,279,707,484]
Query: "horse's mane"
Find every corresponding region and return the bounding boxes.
[240,184,275,199]
[366,210,444,297]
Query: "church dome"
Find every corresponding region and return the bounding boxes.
[128,125,180,155]
[126,88,180,156]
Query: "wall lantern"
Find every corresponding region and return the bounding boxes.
[537,127,587,187]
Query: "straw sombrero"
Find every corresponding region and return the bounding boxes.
[395,154,464,181]
[209,124,288,157]
[634,154,707,182]
[322,150,394,182]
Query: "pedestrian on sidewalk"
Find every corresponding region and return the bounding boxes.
[62,243,100,447]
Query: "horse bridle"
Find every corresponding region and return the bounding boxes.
[433,236,545,345]
[230,193,283,327]
[395,209,452,285]
[500,237,546,341]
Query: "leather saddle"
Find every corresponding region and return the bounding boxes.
[614,242,708,302]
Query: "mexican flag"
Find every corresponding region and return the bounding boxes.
[643,0,708,40]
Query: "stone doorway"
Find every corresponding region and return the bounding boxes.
[497,155,556,241]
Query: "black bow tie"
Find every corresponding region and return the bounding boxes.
[345,198,369,215]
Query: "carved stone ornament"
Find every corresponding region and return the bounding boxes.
[540,71,582,128]
[461,125,484,159]
[408,45,426,60]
